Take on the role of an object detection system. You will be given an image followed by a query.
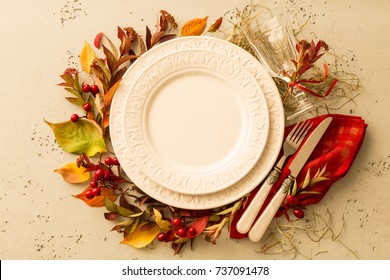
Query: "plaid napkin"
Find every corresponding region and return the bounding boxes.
[230,114,367,239]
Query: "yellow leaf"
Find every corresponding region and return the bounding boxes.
[181,17,208,36]
[80,41,96,73]
[55,162,90,183]
[45,119,106,157]
[120,222,160,248]
[153,208,171,231]
[73,187,117,207]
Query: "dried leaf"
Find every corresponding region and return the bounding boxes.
[208,17,222,32]
[74,187,116,207]
[120,222,160,248]
[45,119,106,156]
[181,17,208,36]
[80,41,96,73]
[55,162,90,183]
[103,45,117,73]
[153,208,171,231]
[150,31,165,47]
[104,211,120,221]
[111,219,135,231]
[146,26,152,49]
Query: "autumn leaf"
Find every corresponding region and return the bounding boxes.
[74,187,116,207]
[181,17,208,36]
[45,119,106,157]
[153,208,171,231]
[208,17,222,32]
[120,222,160,248]
[187,216,208,238]
[80,41,96,73]
[94,32,104,48]
[55,162,90,183]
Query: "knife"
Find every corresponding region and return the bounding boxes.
[248,117,333,242]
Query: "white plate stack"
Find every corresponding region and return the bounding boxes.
[110,36,285,210]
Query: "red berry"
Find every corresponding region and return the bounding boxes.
[177,227,187,237]
[103,170,110,180]
[104,157,113,165]
[172,217,182,227]
[293,208,305,219]
[286,194,295,205]
[70,114,79,122]
[83,103,92,112]
[82,84,91,93]
[187,227,197,237]
[91,187,101,197]
[94,169,104,180]
[85,190,94,199]
[112,157,119,166]
[89,179,98,188]
[91,84,99,95]
[157,233,167,242]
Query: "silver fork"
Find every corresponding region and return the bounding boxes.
[236,119,312,234]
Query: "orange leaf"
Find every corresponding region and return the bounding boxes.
[181,17,208,36]
[80,41,96,73]
[73,187,117,207]
[103,79,122,108]
[208,17,223,32]
[55,162,90,183]
[120,222,160,248]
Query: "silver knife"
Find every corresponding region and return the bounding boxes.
[248,117,333,242]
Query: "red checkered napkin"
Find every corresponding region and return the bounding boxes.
[230,114,367,239]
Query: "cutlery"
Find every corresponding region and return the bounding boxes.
[236,119,312,234]
[248,117,333,242]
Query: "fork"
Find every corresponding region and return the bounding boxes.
[236,119,312,234]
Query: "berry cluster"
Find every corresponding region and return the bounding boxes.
[157,217,197,242]
[83,156,121,200]
[70,101,93,122]
[82,83,99,96]
[70,83,100,122]
[286,194,304,218]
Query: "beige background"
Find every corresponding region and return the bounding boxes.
[0,0,389,259]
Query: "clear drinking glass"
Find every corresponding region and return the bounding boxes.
[242,8,323,120]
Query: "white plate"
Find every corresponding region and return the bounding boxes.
[110,36,285,209]
[123,49,269,195]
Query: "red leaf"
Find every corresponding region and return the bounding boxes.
[117,26,126,41]
[94,32,104,48]
[187,216,208,238]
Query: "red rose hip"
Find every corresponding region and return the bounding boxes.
[293,208,305,219]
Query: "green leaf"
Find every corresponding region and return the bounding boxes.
[45,119,106,156]
[117,205,136,217]
[104,197,117,212]
[301,169,311,189]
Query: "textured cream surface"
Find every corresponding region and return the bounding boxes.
[0,0,389,260]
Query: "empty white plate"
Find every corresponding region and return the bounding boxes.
[110,36,285,209]
[123,49,269,195]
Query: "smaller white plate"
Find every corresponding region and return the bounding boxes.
[123,49,269,195]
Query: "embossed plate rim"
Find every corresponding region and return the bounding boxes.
[122,49,269,195]
[110,36,285,209]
